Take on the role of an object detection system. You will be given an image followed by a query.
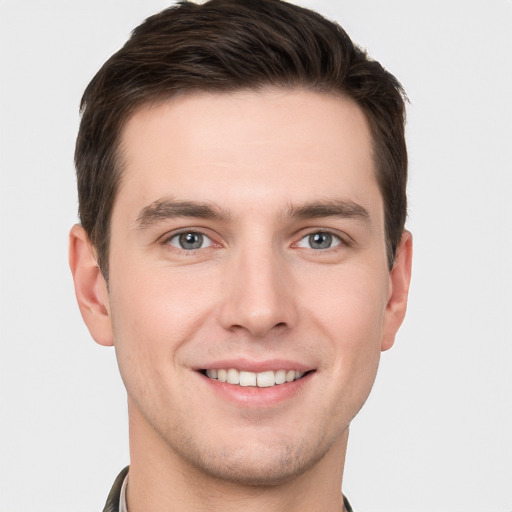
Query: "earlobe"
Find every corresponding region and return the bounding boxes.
[69,224,114,347]
[381,230,413,351]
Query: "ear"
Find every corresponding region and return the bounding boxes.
[69,224,113,346]
[381,230,413,351]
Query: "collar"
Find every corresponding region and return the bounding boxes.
[118,471,129,512]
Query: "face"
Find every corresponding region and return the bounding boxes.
[72,88,411,486]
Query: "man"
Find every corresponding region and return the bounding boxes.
[69,0,412,510]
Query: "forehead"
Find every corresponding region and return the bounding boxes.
[115,88,381,220]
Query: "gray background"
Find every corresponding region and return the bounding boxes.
[1,1,511,511]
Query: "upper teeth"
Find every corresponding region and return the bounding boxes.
[205,369,305,387]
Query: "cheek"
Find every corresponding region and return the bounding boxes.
[108,268,218,389]
[302,265,388,384]
[304,264,388,337]
[112,265,215,338]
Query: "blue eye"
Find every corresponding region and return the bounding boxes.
[167,232,213,250]
[297,232,342,250]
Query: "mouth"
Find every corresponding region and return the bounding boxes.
[200,368,311,388]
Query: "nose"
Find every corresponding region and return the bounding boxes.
[218,244,298,338]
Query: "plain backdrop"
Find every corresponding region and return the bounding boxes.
[1,1,511,511]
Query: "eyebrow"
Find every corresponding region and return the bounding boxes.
[136,198,229,229]
[135,197,370,230]
[287,199,370,222]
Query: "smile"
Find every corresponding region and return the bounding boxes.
[204,368,306,388]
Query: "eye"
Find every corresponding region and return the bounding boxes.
[167,231,213,250]
[296,231,342,250]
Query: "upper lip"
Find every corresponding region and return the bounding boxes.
[193,358,314,373]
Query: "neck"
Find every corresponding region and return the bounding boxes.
[126,405,349,512]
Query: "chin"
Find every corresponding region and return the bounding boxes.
[170,430,333,488]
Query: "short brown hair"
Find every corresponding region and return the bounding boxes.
[75,0,407,280]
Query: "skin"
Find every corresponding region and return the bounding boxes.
[70,88,412,512]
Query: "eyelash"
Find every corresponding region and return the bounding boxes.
[295,230,345,251]
[161,229,348,253]
[163,230,217,252]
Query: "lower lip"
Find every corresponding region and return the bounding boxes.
[199,371,314,407]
